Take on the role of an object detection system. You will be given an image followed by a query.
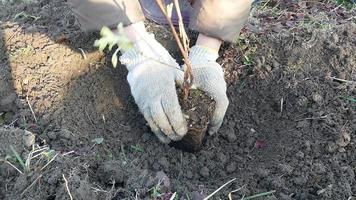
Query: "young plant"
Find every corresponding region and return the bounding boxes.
[94,23,133,68]
[94,1,194,99]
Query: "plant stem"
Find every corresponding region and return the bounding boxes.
[154,0,194,99]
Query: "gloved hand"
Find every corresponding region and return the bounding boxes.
[120,34,187,143]
[188,45,229,135]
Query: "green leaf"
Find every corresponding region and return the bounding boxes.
[100,26,114,37]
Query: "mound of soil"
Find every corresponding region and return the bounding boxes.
[0,0,355,199]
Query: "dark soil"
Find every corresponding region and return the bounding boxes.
[0,1,355,200]
[170,89,215,152]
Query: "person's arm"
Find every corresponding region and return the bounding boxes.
[68,0,145,31]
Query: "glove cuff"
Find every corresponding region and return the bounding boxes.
[189,45,219,64]
[120,34,177,71]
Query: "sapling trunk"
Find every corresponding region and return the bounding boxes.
[154,0,215,152]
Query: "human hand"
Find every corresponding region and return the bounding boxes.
[120,34,187,143]
[188,45,229,135]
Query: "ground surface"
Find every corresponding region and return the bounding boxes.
[0,1,355,200]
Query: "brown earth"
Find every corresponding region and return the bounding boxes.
[0,1,355,200]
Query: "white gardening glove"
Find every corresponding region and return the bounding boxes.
[189,45,229,135]
[119,34,187,143]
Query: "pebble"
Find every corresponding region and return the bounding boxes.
[279,193,292,200]
[199,167,210,177]
[304,140,311,152]
[0,93,17,111]
[97,161,125,185]
[186,170,193,179]
[256,168,270,178]
[270,177,284,188]
[59,129,72,139]
[158,157,169,169]
[312,93,323,104]
[217,152,227,164]
[141,132,151,142]
[296,120,309,128]
[224,129,237,142]
[246,137,256,148]
[295,151,304,159]
[336,131,351,147]
[278,164,293,174]
[155,171,170,188]
[226,162,236,173]
[313,162,327,174]
[191,191,204,200]
[327,142,338,153]
[47,131,57,140]
[293,176,308,185]
[23,130,35,148]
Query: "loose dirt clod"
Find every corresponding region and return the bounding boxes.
[170,89,215,152]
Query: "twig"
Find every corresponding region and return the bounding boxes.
[331,76,356,84]
[154,0,194,99]
[26,96,38,123]
[21,174,42,196]
[170,192,177,200]
[41,153,59,171]
[62,151,75,156]
[78,48,87,60]
[280,98,284,114]
[1,160,23,174]
[241,190,276,200]
[62,174,73,200]
[304,115,329,120]
[203,178,236,200]
[173,0,189,51]
[228,185,246,200]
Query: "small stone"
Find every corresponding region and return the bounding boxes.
[59,129,72,139]
[313,163,327,174]
[279,193,292,200]
[217,153,227,164]
[278,164,293,174]
[97,161,125,185]
[47,131,57,140]
[23,130,35,148]
[295,151,304,159]
[191,191,204,200]
[246,137,256,148]
[332,33,339,43]
[327,142,338,153]
[304,140,311,152]
[226,162,236,173]
[199,167,209,177]
[0,93,17,111]
[269,177,284,188]
[336,130,351,147]
[226,130,237,142]
[312,93,323,104]
[155,171,170,189]
[186,170,193,179]
[158,157,169,169]
[256,168,270,178]
[296,120,309,128]
[293,176,307,185]
[141,132,151,142]
[250,128,256,133]
[338,147,346,153]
